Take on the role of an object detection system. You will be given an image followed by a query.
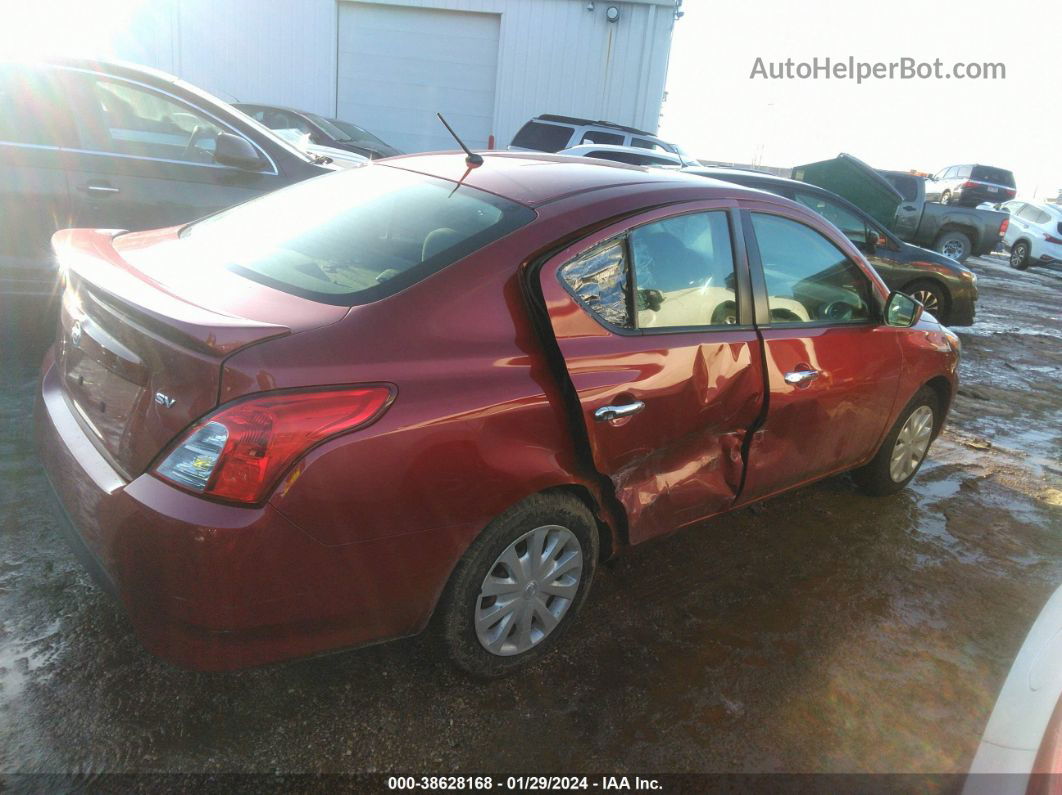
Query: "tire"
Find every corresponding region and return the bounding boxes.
[438,492,599,678]
[852,388,939,497]
[903,279,951,324]
[1009,241,1030,270]
[711,301,738,325]
[940,190,952,205]
[933,230,972,262]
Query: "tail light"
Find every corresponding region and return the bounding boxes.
[1045,234,1062,245]
[963,181,978,188]
[1000,218,1009,236]
[154,386,395,504]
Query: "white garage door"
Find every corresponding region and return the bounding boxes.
[336,3,500,153]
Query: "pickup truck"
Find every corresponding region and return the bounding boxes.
[792,154,1009,262]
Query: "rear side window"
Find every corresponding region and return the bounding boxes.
[1018,205,1052,225]
[630,212,739,328]
[561,241,631,328]
[581,130,623,145]
[560,211,740,331]
[179,166,534,305]
[510,121,573,152]
[0,65,75,147]
[751,213,873,325]
[971,166,1015,187]
[882,173,918,202]
[631,138,668,152]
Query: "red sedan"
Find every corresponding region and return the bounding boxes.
[35,153,960,675]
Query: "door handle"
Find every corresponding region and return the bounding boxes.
[593,400,645,422]
[902,205,916,211]
[79,182,120,195]
[784,369,820,386]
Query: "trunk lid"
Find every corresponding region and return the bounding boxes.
[791,152,904,230]
[53,227,348,478]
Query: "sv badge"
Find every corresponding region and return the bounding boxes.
[154,392,176,409]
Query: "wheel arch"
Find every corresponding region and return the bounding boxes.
[901,276,952,316]
[541,483,623,561]
[936,222,980,250]
[923,375,952,438]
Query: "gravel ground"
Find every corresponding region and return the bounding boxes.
[0,254,1059,778]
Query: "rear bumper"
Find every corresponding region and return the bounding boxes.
[34,352,457,670]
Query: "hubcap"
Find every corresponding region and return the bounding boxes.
[941,239,965,259]
[912,289,939,311]
[890,405,934,482]
[1011,246,1026,266]
[475,525,583,656]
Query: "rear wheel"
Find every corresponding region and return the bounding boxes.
[853,388,939,496]
[933,230,972,262]
[438,493,599,678]
[1010,241,1030,270]
[711,301,738,325]
[940,190,952,205]
[904,279,950,323]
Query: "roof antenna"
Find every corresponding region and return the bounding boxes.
[437,113,483,167]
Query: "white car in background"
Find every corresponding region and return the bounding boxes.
[998,200,1062,270]
[557,144,688,168]
[508,114,694,161]
[964,584,1062,793]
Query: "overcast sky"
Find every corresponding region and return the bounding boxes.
[658,0,1061,199]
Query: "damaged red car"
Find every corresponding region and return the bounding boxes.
[35,153,961,675]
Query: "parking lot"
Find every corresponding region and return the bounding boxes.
[0,254,1059,776]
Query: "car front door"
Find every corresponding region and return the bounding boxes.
[57,68,282,234]
[0,63,76,300]
[536,203,765,544]
[737,204,903,502]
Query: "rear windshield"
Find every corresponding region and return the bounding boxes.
[970,166,1015,187]
[179,166,534,305]
[511,121,573,152]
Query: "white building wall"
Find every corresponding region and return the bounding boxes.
[108,0,677,150]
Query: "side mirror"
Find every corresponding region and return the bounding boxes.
[885,291,923,327]
[214,132,264,170]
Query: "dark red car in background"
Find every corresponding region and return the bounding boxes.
[35,154,960,676]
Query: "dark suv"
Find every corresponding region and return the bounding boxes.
[925,164,1016,207]
[0,57,342,321]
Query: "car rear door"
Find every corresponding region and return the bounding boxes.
[736,202,903,502]
[56,67,284,234]
[535,202,765,544]
[0,63,76,300]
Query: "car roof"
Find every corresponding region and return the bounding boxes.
[24,54,182,86]
[684,166,812,191]
[382,152,741,208]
